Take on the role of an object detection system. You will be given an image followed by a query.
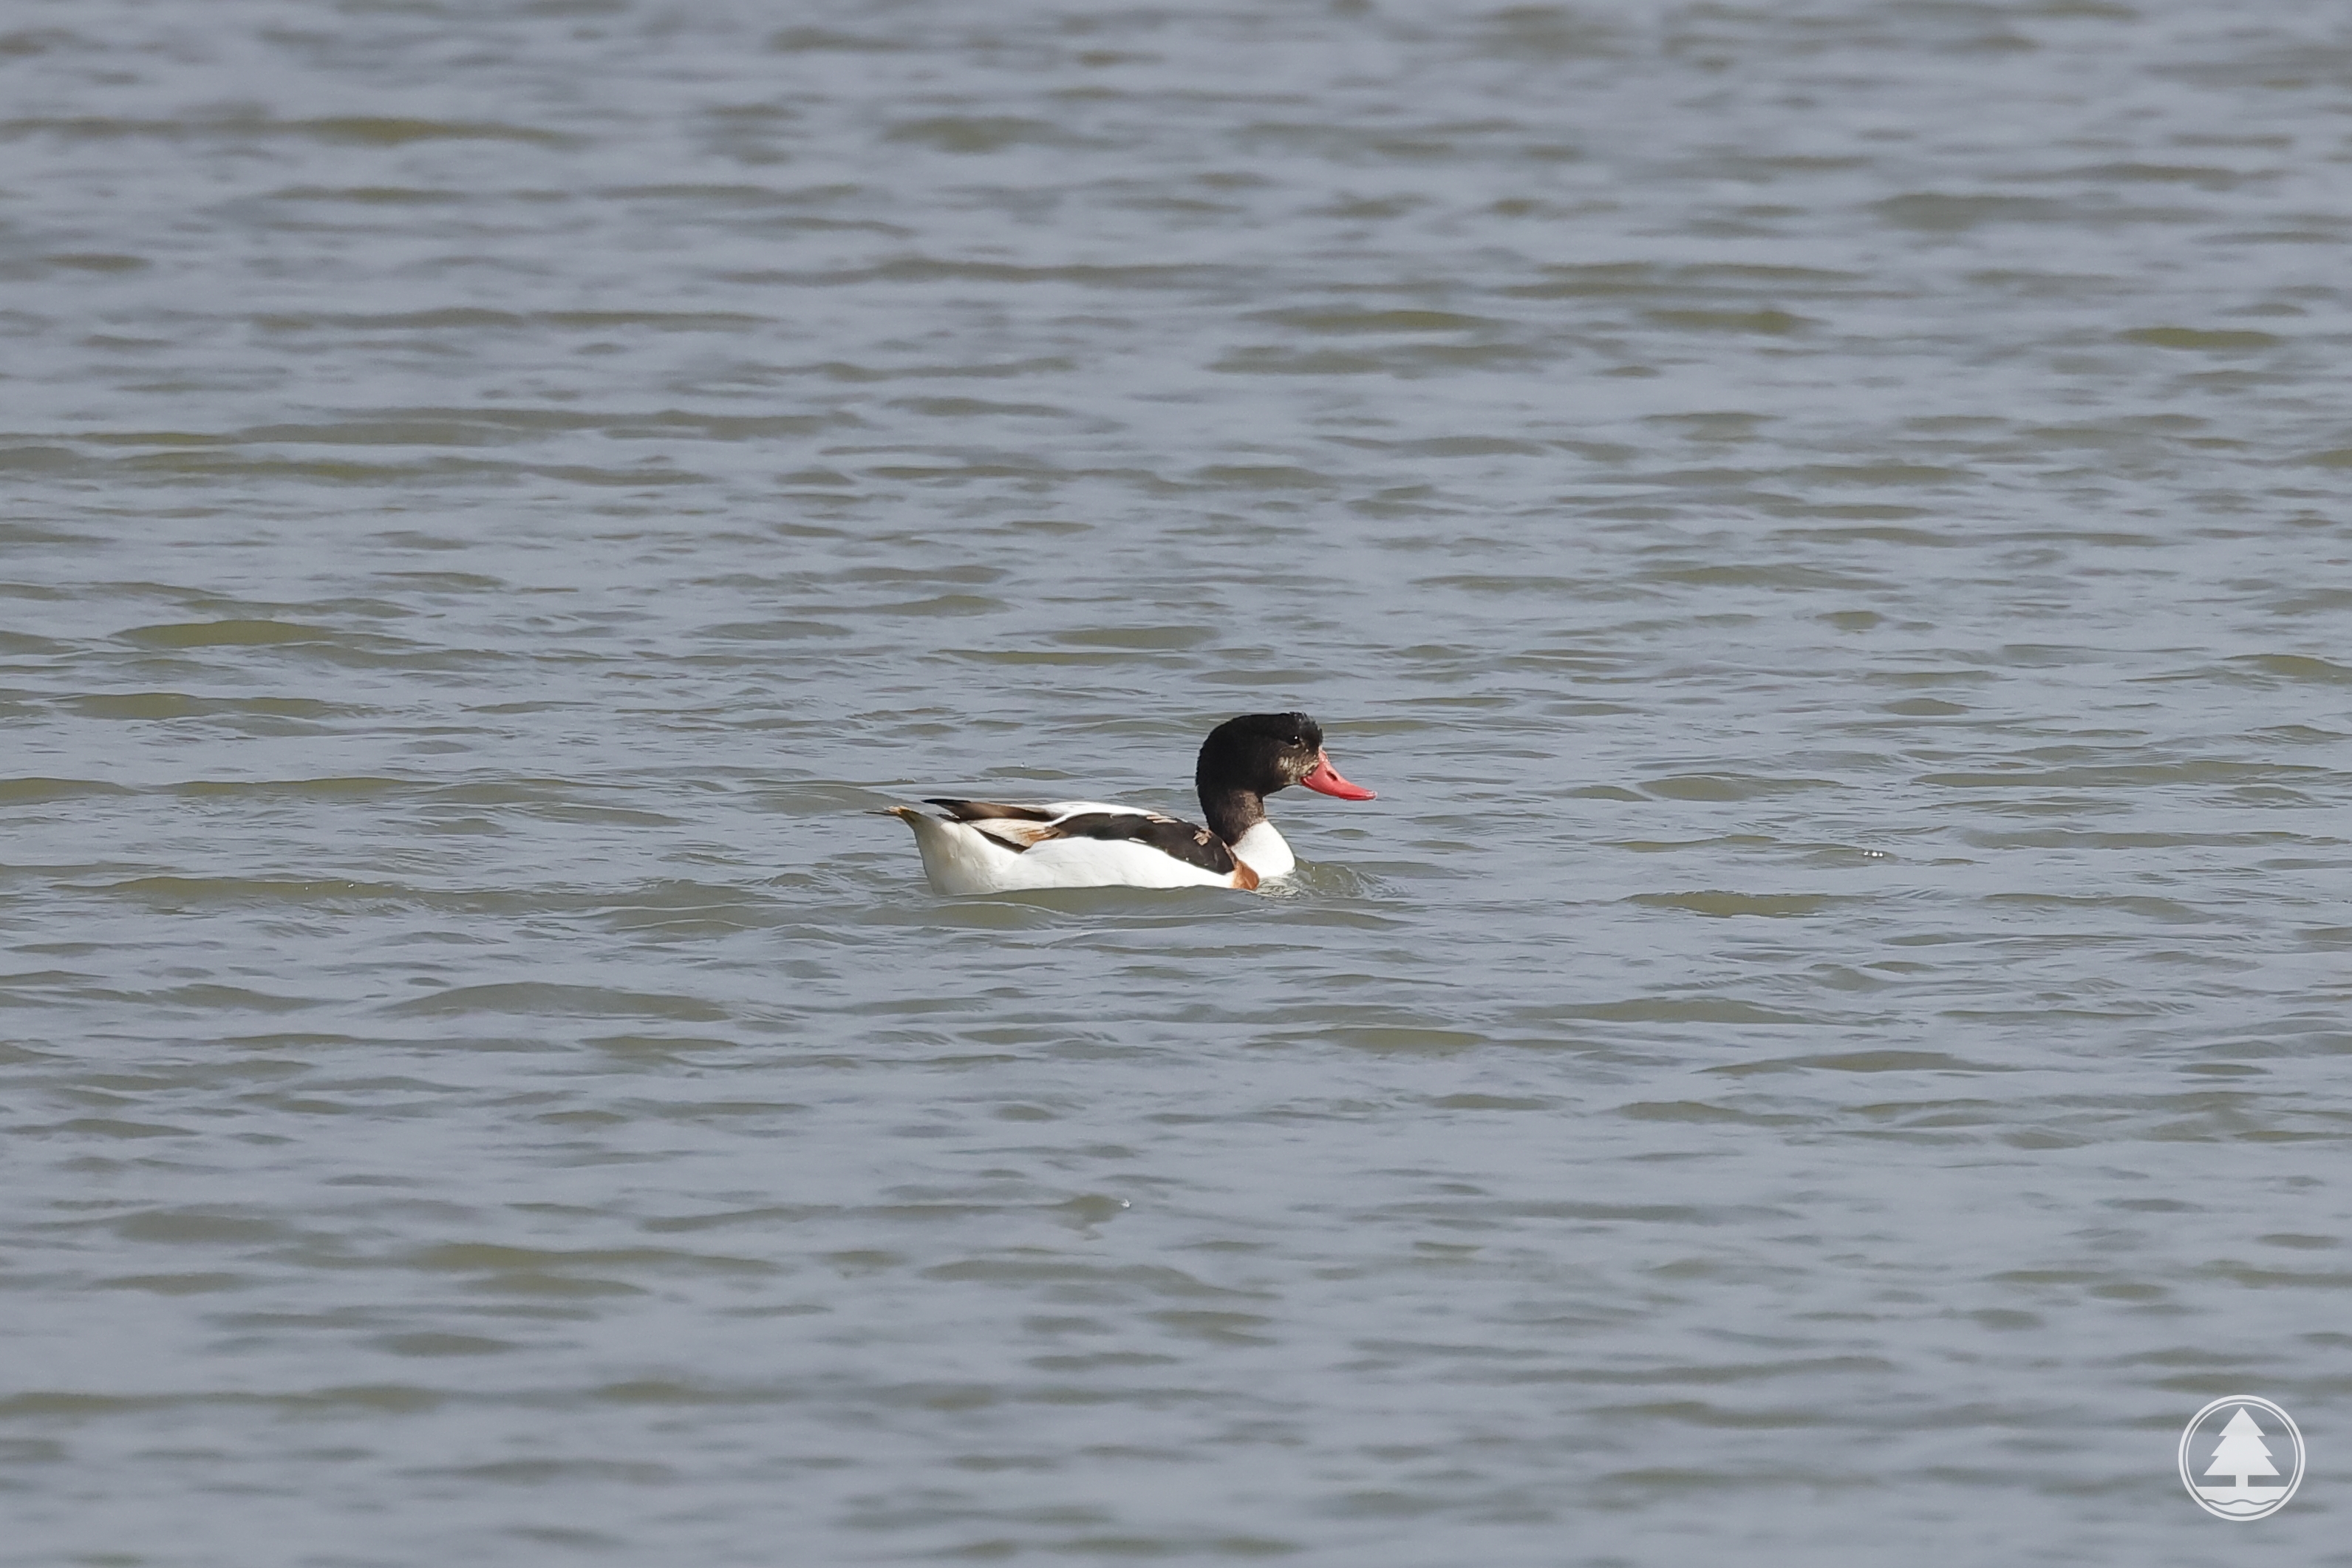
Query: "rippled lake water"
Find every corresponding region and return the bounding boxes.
[4,1,2350,1562]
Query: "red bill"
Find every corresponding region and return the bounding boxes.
[1299,751,1376,800]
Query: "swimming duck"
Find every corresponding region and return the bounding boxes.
[888,711,1375,893]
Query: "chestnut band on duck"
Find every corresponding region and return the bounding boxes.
[889,712,1376,894]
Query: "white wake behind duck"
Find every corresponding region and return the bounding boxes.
[889,712,1375,893]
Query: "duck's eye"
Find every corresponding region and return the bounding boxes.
[1285,734,1301,746]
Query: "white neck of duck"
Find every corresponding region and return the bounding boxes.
[1230,820,1294,879]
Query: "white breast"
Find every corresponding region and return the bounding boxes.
[1230,820,1294,880]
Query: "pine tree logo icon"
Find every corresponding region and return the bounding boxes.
[2178,1396,2305,1521]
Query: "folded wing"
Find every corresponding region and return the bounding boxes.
[921,798,1246,880]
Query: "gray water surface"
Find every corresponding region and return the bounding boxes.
[3,1,2349,1563]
